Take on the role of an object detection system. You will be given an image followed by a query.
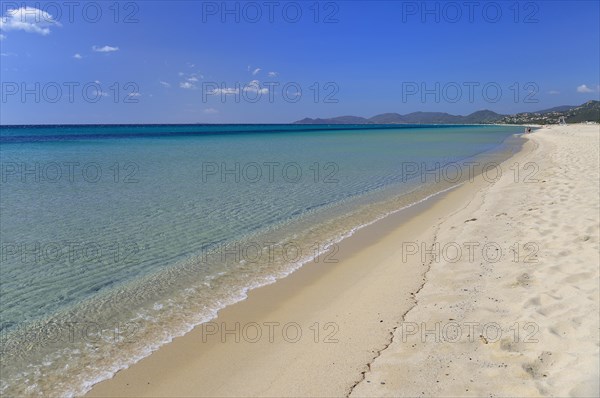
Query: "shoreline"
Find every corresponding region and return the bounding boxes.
[0,125,525,397]
[87,130,536,397]
[87,124,598,397]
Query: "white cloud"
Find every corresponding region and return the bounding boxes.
[92,45,119,53]
[127,92,141,97]
[547,90,559,95]
[577,84,593,93]
[208,81,269,96]
[252,68,261,75]
[160,81,171,88]
[178,73,202,89]
[210,87,240,95]
[268,71,278,77]
[243,80,268,94]
[0,7,61,36]
[73,53,82,59]
[1,52,17,57]
[89,82,106,98]
[180,81,196,89]
[203,108,218,114]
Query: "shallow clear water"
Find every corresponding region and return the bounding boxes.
[0,124,523,396]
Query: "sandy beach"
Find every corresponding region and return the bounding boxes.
[87,124,599,397]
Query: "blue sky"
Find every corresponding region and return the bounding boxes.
[0,0,599,124]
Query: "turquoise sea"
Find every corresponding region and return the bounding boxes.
[0,124,524,396]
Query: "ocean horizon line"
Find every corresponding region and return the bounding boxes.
[0,122,516,127]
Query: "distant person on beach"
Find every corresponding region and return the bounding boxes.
[527,127,532,133]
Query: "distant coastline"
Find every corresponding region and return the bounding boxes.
[294,100,600,125]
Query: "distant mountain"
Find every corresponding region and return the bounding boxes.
[293,101,599,125]
[497,100,599,124]
[394,112,463,124]
[565,100,600,123]
[294,110,504,125]
[294,116,372,124]
[462,110,505,123]
[368,113,406,124]
[535,105,577,114]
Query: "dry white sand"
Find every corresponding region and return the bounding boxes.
[351,124,600,397]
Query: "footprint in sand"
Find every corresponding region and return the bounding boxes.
[500,338,526,352]
[516,273,532,287]
[522,351,554,379]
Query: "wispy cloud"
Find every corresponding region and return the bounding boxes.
[1,52,17,57]
[73,53,82,59]
[577,84,593,93]
[160,81,171,88]
[208,80,270,96]
[285,88,301,98]
[203,108,218,114]
[92,89,108,97]
[252,68,262,76]
[180,81,195,89]
[547,90,560,95]
[178,73,202,89]
[243,80,269,94]
[267,71,278,77]
[0,34,5,40]
[92,45,119,53]
[210,87,240,95]
[0,7,61,36]
[208,80,269,95]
